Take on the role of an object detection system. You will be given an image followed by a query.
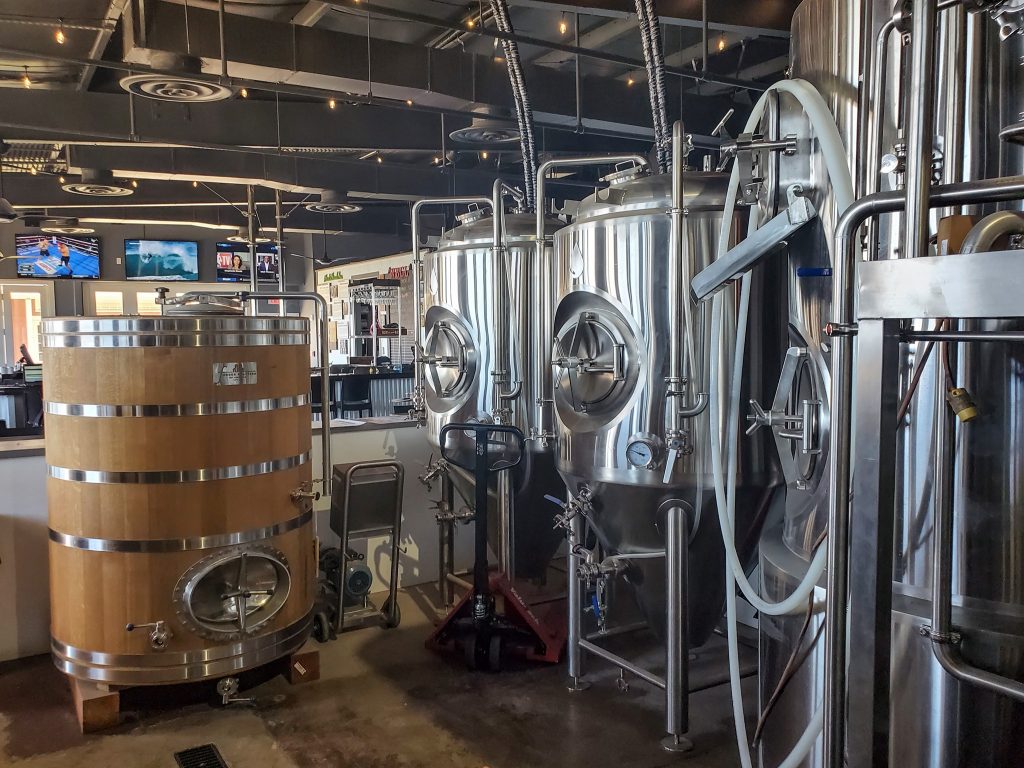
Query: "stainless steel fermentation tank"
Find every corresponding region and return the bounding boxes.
[420,205,564,582]
[553,165,781,639]
[755,0,1024,766]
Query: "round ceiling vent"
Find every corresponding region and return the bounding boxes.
[119,53,236,103]
[305,190,362,214]
[62,169,133,197]
[226,227,272,244]
[449,116,520,144]
[40,218,96,235]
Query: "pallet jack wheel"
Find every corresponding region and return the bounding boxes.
[463,632,479,671]
[312,611,332,643]
[381,596,401,629]
[488,634,503,673]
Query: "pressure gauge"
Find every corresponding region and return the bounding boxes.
[625,438,658,469]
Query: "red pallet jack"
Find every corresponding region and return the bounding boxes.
[426,423,567,671]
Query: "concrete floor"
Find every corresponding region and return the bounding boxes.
[0,587,758,768]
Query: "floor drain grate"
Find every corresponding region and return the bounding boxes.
[174,744,229,768]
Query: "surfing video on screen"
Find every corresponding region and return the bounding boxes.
[15,234,101,279]
[124,239,199,281]
[215,242,280,283]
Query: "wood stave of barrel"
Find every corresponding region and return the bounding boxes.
[42,315,316,685]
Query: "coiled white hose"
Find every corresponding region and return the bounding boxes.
[708,78,854,768]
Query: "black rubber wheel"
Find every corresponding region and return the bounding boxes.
[381,595,401,629]
[488,634,503,672]
[463,632,478,670]
[312,612,331,643]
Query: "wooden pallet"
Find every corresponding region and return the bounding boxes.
[66,644,320,734]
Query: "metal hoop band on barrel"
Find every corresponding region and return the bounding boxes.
[51,612,314,684]
[48,508,314,552]
[42,332,310,348]
[45,393,309,418]
[47,451,309,484]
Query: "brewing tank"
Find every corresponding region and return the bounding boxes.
[43,312,316,684]
[422,209,564,579]
[552,167,783,641]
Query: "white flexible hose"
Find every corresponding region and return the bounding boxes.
[709,78,855,768]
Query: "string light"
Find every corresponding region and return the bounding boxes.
[131,179,139,188]
[481,151,489,160]
[405,99,413,106]
[559,13,568,36]
[376,155,382,163]
[718,37,726,52]
[29,167,37,176]
[192,180,199,188]
[627,75,635,86]
[21,67,31,89]
[328,98,336,109]
[58,175,65,184]
[55,19,66,45]
[240,87,248,98]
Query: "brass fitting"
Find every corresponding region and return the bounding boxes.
[946,387,978,422]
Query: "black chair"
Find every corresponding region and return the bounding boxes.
[340,374,373,418]
[310,374,325,421]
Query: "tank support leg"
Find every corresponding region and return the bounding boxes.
[662,504,693,753]
[566,498,589,692]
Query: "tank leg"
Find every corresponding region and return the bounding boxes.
[662,504,693,753]
[567,499,590,692]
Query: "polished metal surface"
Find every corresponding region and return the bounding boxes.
[42,331,310,348]
[47,451,309,484]
[42,315,310,347]
[48,509,313,552]
[45,393,309,418]
[51,612,313,684]
[422,209,565,579]
[552,168,781,642]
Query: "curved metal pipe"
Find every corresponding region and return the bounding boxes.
[492,179,527,417]
[961,210,1024,253]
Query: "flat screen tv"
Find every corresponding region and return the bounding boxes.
[15,234,101,279]
[215,242,280,283]
[124,239,199,281]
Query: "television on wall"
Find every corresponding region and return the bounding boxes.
[215,242,280,283]
[124,239,199,281]
[15,234,101,279]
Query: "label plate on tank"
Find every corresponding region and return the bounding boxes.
[213,361,258,386]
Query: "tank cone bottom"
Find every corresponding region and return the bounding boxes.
[660,734,694,753]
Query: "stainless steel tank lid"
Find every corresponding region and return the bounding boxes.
[163,294,245,316]
[600,163,649,187]
[573,171,731,222]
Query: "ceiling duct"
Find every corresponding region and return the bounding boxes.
[305,191,363,214]
[62,169,134,197]
[449,112,521,145]
[120,52,236,103]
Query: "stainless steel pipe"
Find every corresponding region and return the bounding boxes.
[578,639,667,689]
[664,504,691,751]
[824,174,1024,768]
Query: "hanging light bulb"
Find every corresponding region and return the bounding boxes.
[718,37,726,52]
[29,167,37,176]
[131,179,139,188]
[328,98,337,109]
[55,19,66,45]
[406,99,413,106]
[481,151,489,160]
[627,75,635,87]
[466,17,475,28]
[559,13,568,36]
[192,180,199,188]
[21,67,31,89]
[58,175,66,184]
[376,155,383,163]
[240,87,248,98]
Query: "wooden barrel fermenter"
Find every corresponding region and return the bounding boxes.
[42,314,316,685]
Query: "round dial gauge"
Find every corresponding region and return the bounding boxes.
[625,439,656,468]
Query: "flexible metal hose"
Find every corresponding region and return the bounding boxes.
[488,0,538,211]
[634,0,670,172]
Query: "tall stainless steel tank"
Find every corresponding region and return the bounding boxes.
[757,1,1024,765]
[552,166,783,641]
[422,208,563,579]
